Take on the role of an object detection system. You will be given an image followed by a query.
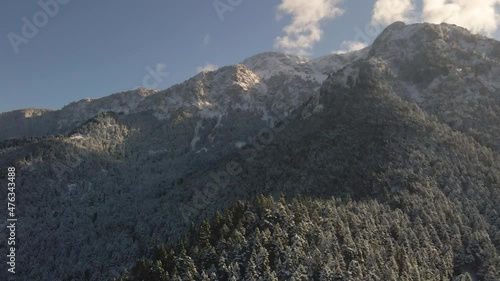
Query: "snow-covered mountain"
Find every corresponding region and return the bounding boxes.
[3,22,498,150]
[0,50,365,143]
[1,22,500,281]
[334,22,500,151]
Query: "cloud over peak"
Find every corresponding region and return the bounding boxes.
[422,0,500,35]
[334,40,369,54]
[196,63,219,73]
[372,0,500,35]
[372,0,416,25]
[274,0,344,55]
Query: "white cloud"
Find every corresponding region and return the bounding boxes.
[196,63,219,73]
[422,0,500,35]
[372,0,416,25]
[156,63,167,71]
[274,0,345,55]
[203,33,210,46]
[334,40,368,54]
[371,0,500,35]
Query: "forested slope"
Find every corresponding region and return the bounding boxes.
[117,53,500,281]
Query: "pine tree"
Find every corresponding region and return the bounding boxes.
[199,220,212,248]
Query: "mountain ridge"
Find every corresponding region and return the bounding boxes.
[0,48,364,142]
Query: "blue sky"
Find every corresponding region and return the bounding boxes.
[1,0,499,113]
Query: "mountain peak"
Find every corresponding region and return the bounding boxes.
[368,21,500,64]
[241,52,311,80]
[374,21,470,43]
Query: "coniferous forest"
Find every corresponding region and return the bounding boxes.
[118,194,499,280]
